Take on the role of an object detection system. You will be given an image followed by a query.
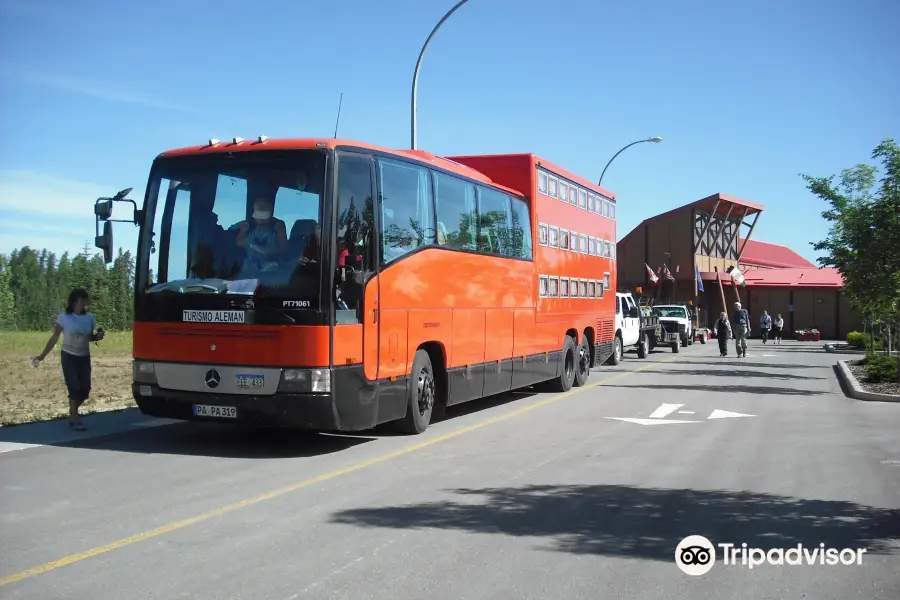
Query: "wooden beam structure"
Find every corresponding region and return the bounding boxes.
[695,199,721,253]
[723,206,748,261]
[735,210,762,263]
[716,204,735,257]
[716,268,728,316]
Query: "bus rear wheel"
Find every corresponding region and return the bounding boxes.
[573,335,591,387]
[544,335,576,393]
[396,349,435,434]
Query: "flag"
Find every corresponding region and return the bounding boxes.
[663,264,675,281]
[726,265,746,288]
[645,263,658,284]
[695,265,704,292]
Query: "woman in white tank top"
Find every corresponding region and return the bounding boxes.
[32,288,105,430]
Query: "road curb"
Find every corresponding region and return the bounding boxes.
[835,360,900,403]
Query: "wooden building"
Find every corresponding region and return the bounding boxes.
[616,193,862,340]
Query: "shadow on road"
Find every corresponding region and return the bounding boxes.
[44,424,377,459]
[754,347,830,355]
[329,483,900,561]
[371,390,537,435]
[672,360,830,370]
[7,389,542,456]
[602,383,826,396]
[637,368,826,381]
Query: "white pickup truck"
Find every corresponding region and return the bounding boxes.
[609,292,660,364]
[653,304,694,350]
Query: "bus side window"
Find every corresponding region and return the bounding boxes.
[434,171,476,251]
[378,158,434,265]
[508,197,533,259]
[335,154,375,324]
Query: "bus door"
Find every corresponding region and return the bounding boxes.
[333,152,380,381]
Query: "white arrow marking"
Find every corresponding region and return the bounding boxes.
[678,411,695,414]
[604,417,704,426]
[707,409,756,420]
[648,403,684,419]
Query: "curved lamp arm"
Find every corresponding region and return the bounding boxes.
[410,0,472,150]
[598,137,663,185]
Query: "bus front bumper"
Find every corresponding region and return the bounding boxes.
[132,384,342,431]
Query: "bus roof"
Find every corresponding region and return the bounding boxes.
[155,137,526,198]
[447,152,617,202]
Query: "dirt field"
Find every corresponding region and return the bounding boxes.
[0,331,135,426]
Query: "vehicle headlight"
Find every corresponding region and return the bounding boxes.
[133,360,157,384]
[279,368,331,393]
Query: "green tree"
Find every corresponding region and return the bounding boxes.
[802,137,900,376]
[0,255,16,329]
[0,245,136,331]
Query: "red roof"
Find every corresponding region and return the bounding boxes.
[699,267,843,288]
[739,238,816,268]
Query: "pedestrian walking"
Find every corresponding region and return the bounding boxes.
[32,288,105,430]
[732,301,750,358]
[759,310,772,344]
[714,312,733,356]
[773,314,784,344]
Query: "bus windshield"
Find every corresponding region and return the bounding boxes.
[140,150,326,305]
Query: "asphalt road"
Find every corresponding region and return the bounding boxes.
[2,340,899,600]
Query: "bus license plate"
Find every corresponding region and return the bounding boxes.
[194,405,237,419]
[236,374,264,390]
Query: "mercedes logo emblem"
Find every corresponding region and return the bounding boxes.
[205,369,221,389]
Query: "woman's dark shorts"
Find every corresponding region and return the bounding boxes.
[61,351,92,406]
[772,326,782,338]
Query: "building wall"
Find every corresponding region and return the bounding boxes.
[747,287,792,330]
[617,202,864,341]
[742,288,862,340]
[617,223,646,289]
[668,209,695,280]
[839,293,863,338]
[618,211,694,288]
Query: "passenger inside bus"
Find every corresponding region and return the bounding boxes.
[300,222,320,265]
[235,197,288,276]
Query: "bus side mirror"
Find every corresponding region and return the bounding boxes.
[95,199,113,220]
[95,221,114,264]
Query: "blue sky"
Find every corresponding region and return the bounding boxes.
[1,0,898,264]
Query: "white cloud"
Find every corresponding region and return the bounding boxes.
[0,223,140,258]
[0,170,142,257]
[0,169,142,217]
[18,72,190,112]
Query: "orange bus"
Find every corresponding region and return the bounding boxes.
[93,137,618,434]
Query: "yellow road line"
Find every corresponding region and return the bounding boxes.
[0,357,671,587]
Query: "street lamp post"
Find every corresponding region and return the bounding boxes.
[597,137,663,185]
[410,0,471,150]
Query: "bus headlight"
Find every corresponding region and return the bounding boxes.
[280,368,331,393]
[133,360,157,384]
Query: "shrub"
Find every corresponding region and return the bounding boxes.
[847,331,871,349]
[865,353,899,383]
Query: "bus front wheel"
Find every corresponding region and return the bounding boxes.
[397,349,435,434]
